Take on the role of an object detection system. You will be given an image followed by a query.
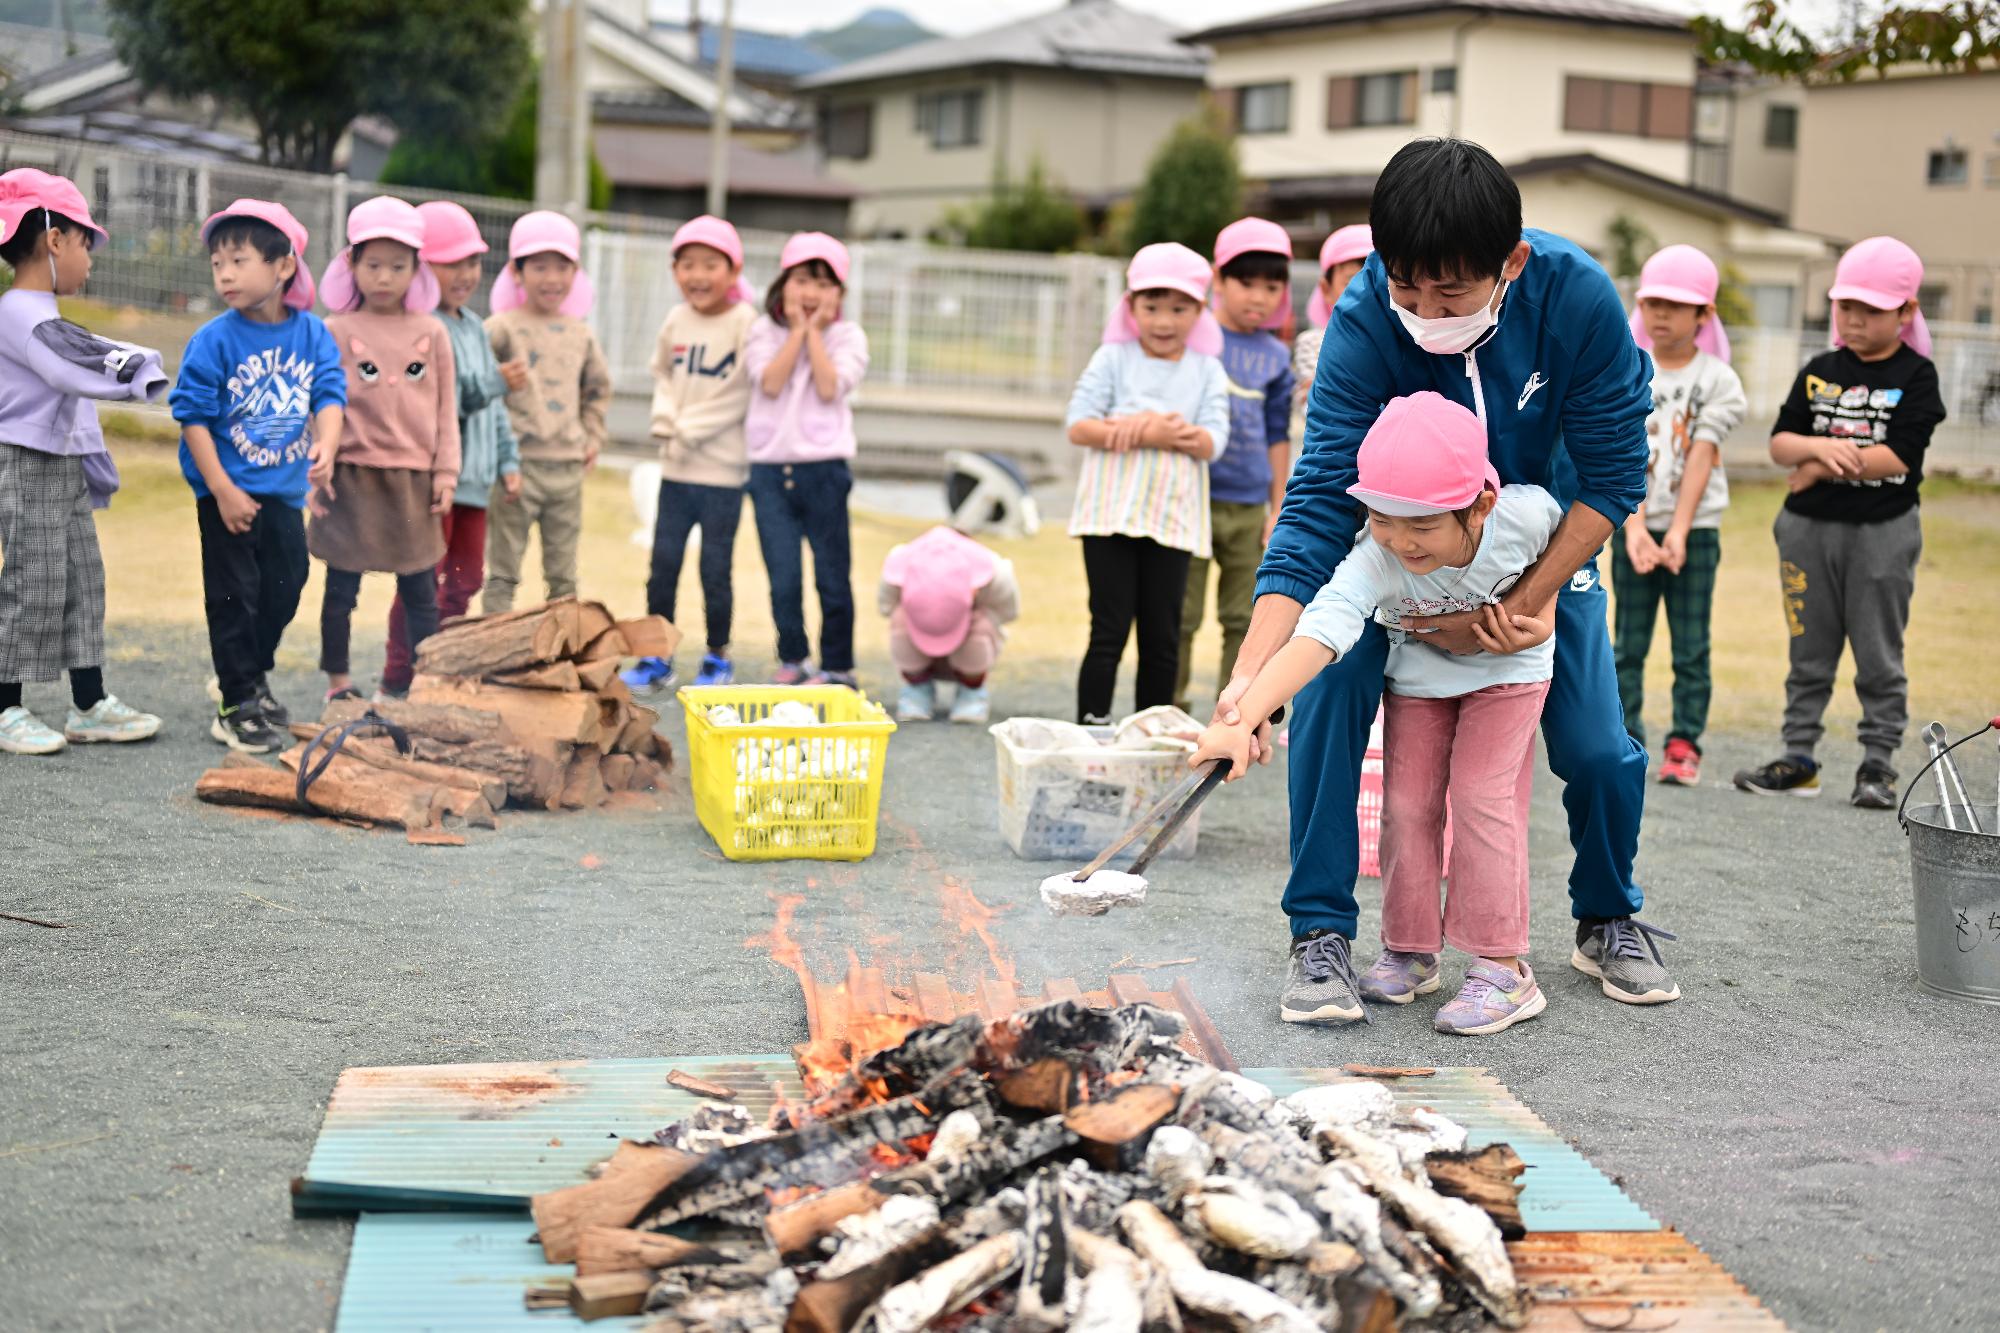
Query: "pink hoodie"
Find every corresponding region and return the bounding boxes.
[743,315,870,464]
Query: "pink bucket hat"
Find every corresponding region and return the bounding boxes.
[779,231,850,285]
[1308,225,1374,326]
[1628,244,1731,364]
[1349,391,1499,517]
[1213,216,1294,331]
[0,167,108,249]
[881,526,999,659]
[319,196,438,314]
[673,214,756,305]
[416,201,488,265]
[1828,235,1932,357]
[490,210,595,318]
[201,199,316,311]
[1103,242,1224,356]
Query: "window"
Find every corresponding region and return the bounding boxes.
[915,89,983,149]
[1749,284,1796,330]
[1430,66,1457,95]
[1984,153,2000,187]
[1916,284,1949,319]
[1325,71,1415,130]
[1236,81,1292,134]
[1763,104,1798,149]
[1563,76,1691,141]
[1927,147,1968,186]
[822,102,873,160]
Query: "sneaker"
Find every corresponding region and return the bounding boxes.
[1732,755,1820,798]
[211,701,284,754]
[0,705,67,755]
[1658,737,1701,786]
[772,661,813,686]
[1080,713,1112,728]
[693,653,734,687]
[1572,917,1681,1005]
[325,685,364,704]
[1357,949,1442,1005]
[621,656,677,696]
[897,680,937,722]
[948,684,991,726]
[257,689,291,731]
[1852,761,1898,810]
[812,669,859,690]
[1433,961,1547,1036]
[1280,931,1369,1025]
[64,695,162,744]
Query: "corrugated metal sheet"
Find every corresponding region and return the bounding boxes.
[1515,1230,1787,1329]
[1247,1066,1661,1234]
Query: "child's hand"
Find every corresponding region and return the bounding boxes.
[1137,412,1186,447]
[583,443,600,473]
[431,478,456,514]
[499,359,530,393]
[307,441,336,497]
[1192,721,1253,780]
[501,472,523,502]
[1105,414,1147,452]
[1788,461,1827,494]
[1660,528,1687,574]
[307,481,334,519]
[1470,601,1553,655]
[784,293,809,326]
[216,482,261,535]
[1816,437,1864,478]
[809,302,837,330]
[1623,525,1661,575]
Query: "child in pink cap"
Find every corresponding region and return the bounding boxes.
[624,214,758,695]
[1175,218,1298,714]
[1195,391,1567,1035]
[1292,224,1373,408]
[1066,241,1230,724]
[482,210,611,616]
[171,198,348,750]
[0,168,167,756]
[1734,236,1946,809]
[878,524,1019,724]
[1613,245,1747,788]
[744,231,870,688]
[311,195,461,704]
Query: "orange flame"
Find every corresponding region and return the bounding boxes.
[939,878,1017,995]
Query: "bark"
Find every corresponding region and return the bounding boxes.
[195,766,431,829]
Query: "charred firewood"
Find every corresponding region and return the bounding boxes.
[860,1231,1025,1333]
[1117,1200,1320,1333]
[819,1195,942,1280]
[868,1114,1075,1209]
[1015,1165,1075,1330]
[1311,1164,1443,1318]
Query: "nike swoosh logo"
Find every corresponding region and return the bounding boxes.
[1518,373,1548,410]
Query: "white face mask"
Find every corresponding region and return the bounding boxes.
[1394,278,1509,356]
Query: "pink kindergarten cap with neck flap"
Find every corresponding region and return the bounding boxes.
[0,167,108,249]
[1308,224,1373,326]
[1348,391,1500,518]
[416,201,488,265]
[319,195,439,313]
[1828,235,1932,357]
[882,526,1000,659]
[779,231,850,285]
[673,214,756,305]
[490,210,595,318]
[202,198,317,310]
[1212,216,1294,331]
[1102,241,1224,356]
[1628,244,1731,364]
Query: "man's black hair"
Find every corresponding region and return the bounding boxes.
[764,257,842,325]
[0,208,88,267]
[1218,251,1291,286]
[207,215,296,294]
[1369,138,1521,285]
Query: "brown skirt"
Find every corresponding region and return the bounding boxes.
[307,464,445,575]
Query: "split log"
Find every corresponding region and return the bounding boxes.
[1118,1200,1320,1333]
[1066,1083,1178,1169]
[820,1195,942,1280]
[617,615,681,659]
[578,626,630,663]
[996,1059,1076,1114]
[574,1226,725,1276]
[415,600,578,676]
[601,754,637,793]
[491,661,582,691]
[410,675,603,747]
[285,725,506,808]
[787,1250,931,1333]
[577,658,623,692]
[218,751,270,771]
[567,1270,656,1320]
[275,745,493,829]
[1070,1231,1148,1333]
[1016,1166,1074,1331]
[195,767,430,829]
[615,704,661,756]
[411,737,562,808]
[631,756,668,791]
[865,1231,1024,1333]
[530,1142,698,1262]
[1310,1160,1442,1318]
[1424,1143,1526,1239]
[767,1181,885,1260]
[560,745,608,809]
[666,1068,737,1100]
[870,1114,1071,1210]
[320,695,513,747]
[576,600,617,650]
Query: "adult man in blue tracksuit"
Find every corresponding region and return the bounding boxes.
[1217,138,1680,1022]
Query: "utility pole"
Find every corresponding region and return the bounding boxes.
[706,0,735,217]
[535,0,592,213]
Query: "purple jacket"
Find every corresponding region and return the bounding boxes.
[0,289,168,507]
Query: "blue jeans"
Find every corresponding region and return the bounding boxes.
[1281,557,1647,939]
[647,479,744,653]
[748,460,854,672]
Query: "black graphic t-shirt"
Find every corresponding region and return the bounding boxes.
[1772,344,1945,523]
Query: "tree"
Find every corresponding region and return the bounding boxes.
[942,157,1086,253]
[106,0,532,172]
[1693,0,1999,81]
[381,75,613,210]
[1606,213,1657,281]
[1125,109,1242,255]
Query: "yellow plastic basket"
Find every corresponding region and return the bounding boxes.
[679,685,898,862]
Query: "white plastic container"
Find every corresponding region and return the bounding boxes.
[990,712,1203,862]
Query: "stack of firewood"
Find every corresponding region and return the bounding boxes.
[193,598,676,844]
[523,1001,1531,1331]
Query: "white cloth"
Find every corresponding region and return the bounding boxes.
[1640,350,1747,530]
[1293,483,1564,699]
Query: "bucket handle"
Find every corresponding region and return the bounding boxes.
[1897,720,1995,833]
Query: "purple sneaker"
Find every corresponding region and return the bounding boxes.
[1433,960,1547,1036]
[1357,949,1441,1005]
[772,661,813,686]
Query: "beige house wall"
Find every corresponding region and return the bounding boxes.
[1711,81,1802,218]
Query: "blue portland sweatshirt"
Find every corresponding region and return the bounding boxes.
[1257,228,1651,608]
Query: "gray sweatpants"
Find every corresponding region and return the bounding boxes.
[1773,506,1921,767]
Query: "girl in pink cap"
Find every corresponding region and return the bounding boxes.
[1065,241,1230,724]
[744,231,870,688]
[1195,391,1565,1036]
[310,195,461,704]
[0,168,167,755]
[1733,235,1946,809]
[1292,224,1373,408]
[878,524,1019,724]
[624,214,758,695]
[1613,245,1747,788]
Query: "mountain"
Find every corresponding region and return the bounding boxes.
[805,7,933,65]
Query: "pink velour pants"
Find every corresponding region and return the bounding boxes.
[1378,679,1551,958]
[888,607,1003,685]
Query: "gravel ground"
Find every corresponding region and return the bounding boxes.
[3,629,1997,1331]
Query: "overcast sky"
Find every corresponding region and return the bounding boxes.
[663,0,1850,39]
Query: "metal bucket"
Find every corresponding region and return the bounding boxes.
[1906,804,2000,1005]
